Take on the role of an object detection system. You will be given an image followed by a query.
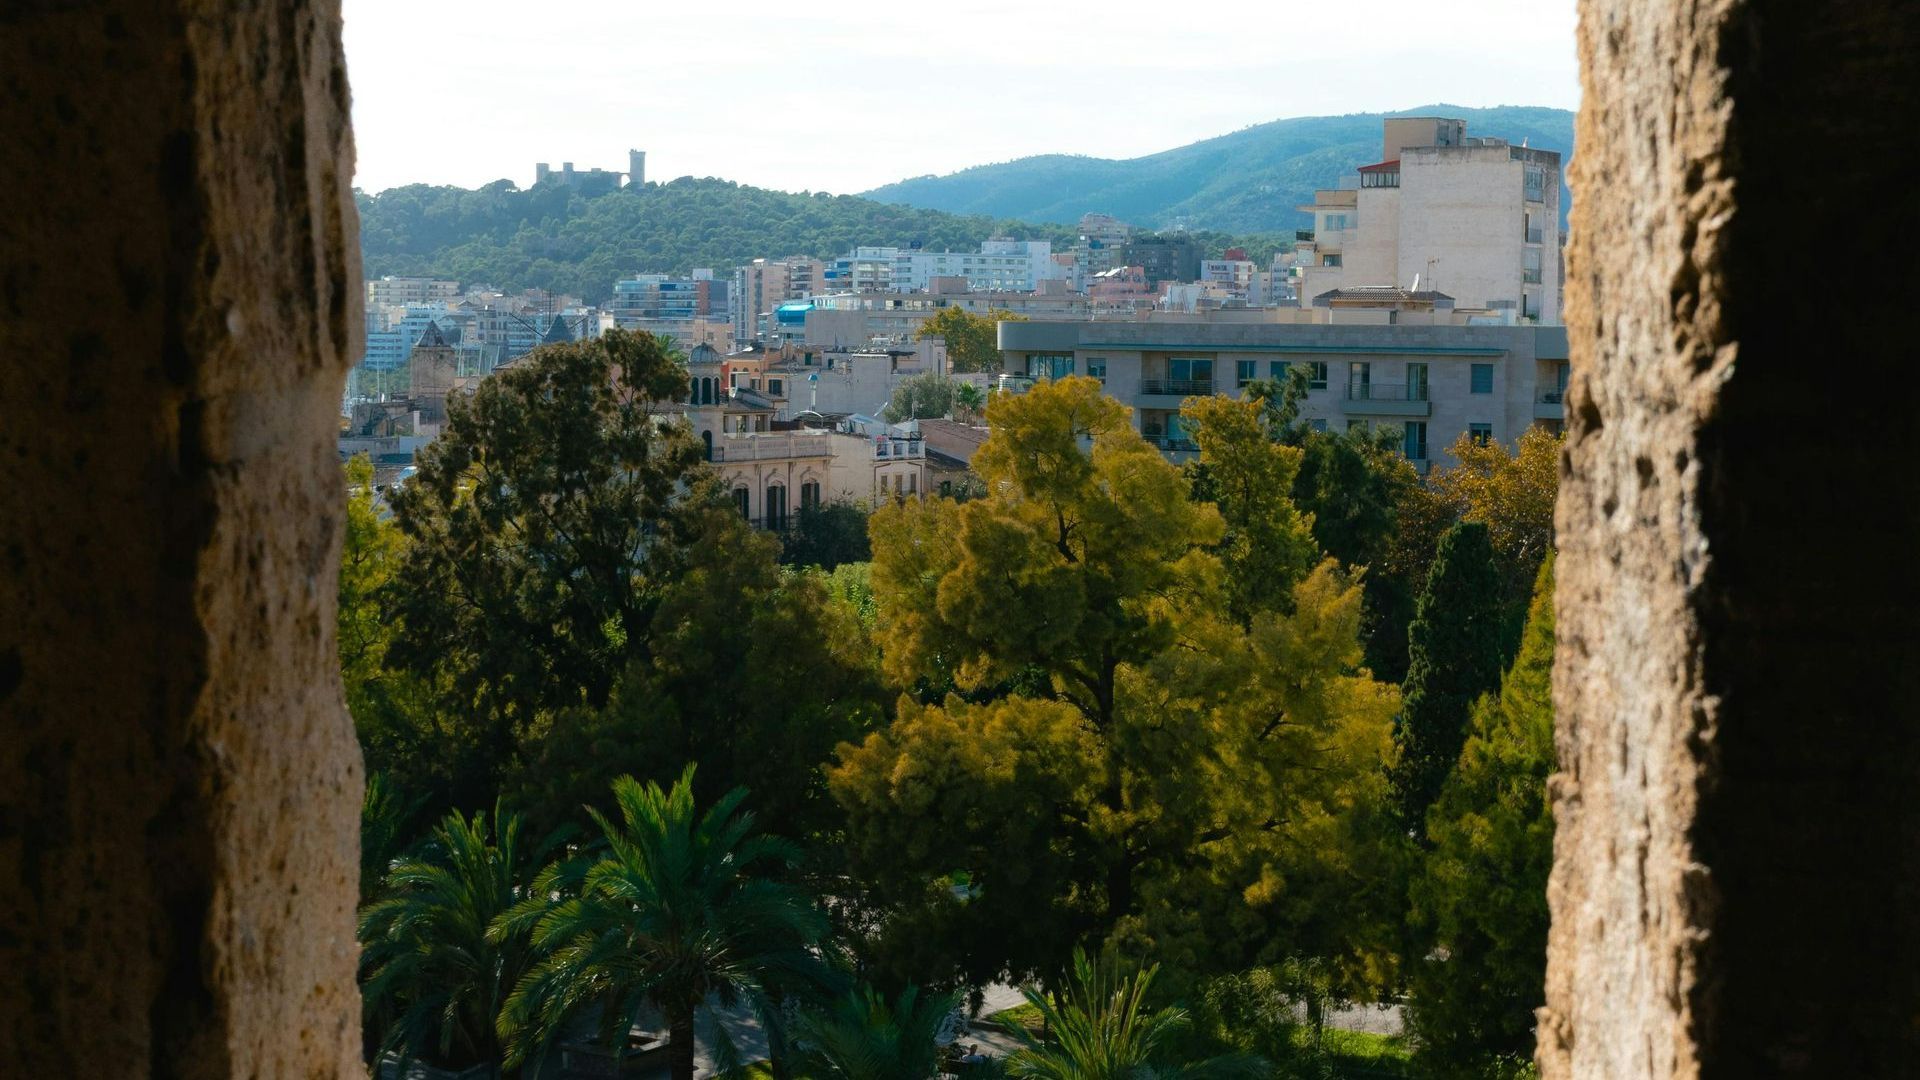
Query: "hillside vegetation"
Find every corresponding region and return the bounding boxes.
[358,177,1083,305]
[358,177,1299,306]
[863,105,1575,233]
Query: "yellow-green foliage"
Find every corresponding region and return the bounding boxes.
[834,378,1401,992]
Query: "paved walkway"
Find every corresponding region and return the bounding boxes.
[613,983,1401,1077]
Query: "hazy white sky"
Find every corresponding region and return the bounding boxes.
[343,0,1579,195]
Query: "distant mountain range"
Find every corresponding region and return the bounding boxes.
[862,105,1576,234]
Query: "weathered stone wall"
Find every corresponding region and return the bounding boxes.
[1545,0,1920,1075]
[0,2,364,1075]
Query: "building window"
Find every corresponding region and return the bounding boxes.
[1404,421,1428,461]
[1469,422,1494,445]
[733,486,750,519]
[1323,254,1343,267]
[1029,354,1074,380]
[940,479,953,497]
[769,378,783,396]
[1310,418,1328,433]
[908,472,918,495]
[1087,358,1107,381]
[1236,360,1256,387]
[1168,356,1214,386]
[1407,362,1429,402]
[800,481,820,511]
[1304,360,1328,390]
[1268,360,1287,380]
[1524,166,1547,202]
[766,485,788,530]
[1348,361,1372,398]
[1470,363,1494,394]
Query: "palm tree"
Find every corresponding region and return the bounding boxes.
[358,803,559,1077]
[999,950,1263,1080]
[954,382,986,423]
[496,765,830,1080]
[793,984,961,1080]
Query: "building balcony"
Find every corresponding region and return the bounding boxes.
[1523,269,1544,284]
[1138,377,1216,398]
[710,431,830,462]
[1534,388,1567,421]
[1141,430,1199,454]
[1340,382,1432,417]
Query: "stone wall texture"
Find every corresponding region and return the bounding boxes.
[0,2,364,1075]
[1544,0,1920,1075]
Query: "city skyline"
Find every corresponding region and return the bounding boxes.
[343,0,1580,195]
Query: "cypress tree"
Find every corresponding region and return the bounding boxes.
[1408,554,1558,1071]
[1392,520,1505,834]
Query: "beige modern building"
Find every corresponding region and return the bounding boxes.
[1296,117,1563,324]
[998,317,1569,472]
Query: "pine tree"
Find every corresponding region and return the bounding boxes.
[1392,521,1505,835]
[1408,555,1557,1072]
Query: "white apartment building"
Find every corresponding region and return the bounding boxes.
[1295,117,1563,324]
[892,239,1066,293]
[367,276,459,308]
[822,247,900,292]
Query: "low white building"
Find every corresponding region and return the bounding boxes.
[826,416,926,506]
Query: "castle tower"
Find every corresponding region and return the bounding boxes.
[628,148,646,187]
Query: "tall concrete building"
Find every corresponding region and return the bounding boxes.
[1295,117,1563,324]
[733,256,826,344]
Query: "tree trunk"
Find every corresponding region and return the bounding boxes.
[668,1008,697,1080]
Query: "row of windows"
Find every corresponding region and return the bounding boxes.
[1032,356,1497,396]
[730,481,823,529]
[1396,421,1494,462]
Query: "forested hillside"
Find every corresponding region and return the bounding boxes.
[863,105,1576,233]
[358,177,1082,305]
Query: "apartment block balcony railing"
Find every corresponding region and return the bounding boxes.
[1534,388,1567,421]
[1138,378,1216,397]
[1341,382,1432,417]
[1141,431,1199,453]
[1295,229,1316,242]
[873,438,924,460]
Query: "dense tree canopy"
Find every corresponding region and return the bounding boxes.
[1410,556,1557,1072]
[916,306,1028,374]
[1180,394,1319,624]
[359,178,1078,305]
[832,377,1400,994]
[1430,427,1562,658]
[883,371,961,422]
[1391,522,1506,835]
